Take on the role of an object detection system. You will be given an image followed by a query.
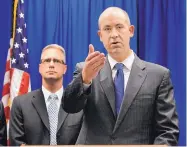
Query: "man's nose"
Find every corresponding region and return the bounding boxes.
[110,28,118,38]
[49,60,55,67]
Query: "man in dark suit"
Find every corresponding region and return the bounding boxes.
[0,101,7,146]
[62,7,179,145]
[9,44,83,145]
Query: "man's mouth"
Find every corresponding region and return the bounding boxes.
[111,41,119,44]
[47,71,56,73]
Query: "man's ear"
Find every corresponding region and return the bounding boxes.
[39,64,41,74]
[63,65,67,75]
[129,25,135,37]
[97,30,103,42]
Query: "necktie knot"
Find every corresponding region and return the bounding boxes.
[49,94,58,101]
[115,63,124,70]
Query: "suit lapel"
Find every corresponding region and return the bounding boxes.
[100,59,116,118]
[32,89,50,131]
[113,55,147,132]
[57,104,68,132]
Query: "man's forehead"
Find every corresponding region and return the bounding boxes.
[100,14,126,26]
[42,48,62,54]
[41,48,63,58]
[99,10,127,26]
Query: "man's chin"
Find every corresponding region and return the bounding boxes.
[109,48,122,54]
[45,77,58,82]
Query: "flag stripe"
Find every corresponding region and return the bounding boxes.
[3,71,10,85]
[5,60,11,72]
[10,69,24,99]
[2,95,10,108]
[4,106,10,120]
[2,83,10,96]
[18,72,30,95]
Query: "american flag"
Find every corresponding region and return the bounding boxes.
[1,0,31,144]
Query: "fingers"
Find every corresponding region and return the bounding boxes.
[92,57,106,71]
[86,44,104,62]
[88,44,95,55]
[86,51,101,61]
[82,44,105,84]
[90,56,105,71]
[88,53,105,65]
[82,56,105,84]
[85,44,105,71]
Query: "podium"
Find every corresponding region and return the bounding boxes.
[24,145,168,147]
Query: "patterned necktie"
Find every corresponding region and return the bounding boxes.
[114,63,124,114]
[48,94,58,145]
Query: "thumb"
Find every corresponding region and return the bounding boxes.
[88,44,94,55]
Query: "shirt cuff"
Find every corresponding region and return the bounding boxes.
[83,82,91,91]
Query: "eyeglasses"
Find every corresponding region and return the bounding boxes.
[41,58,65,65]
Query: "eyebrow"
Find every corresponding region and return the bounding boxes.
[103,25,111,28]
[41,58,65,64]
[103,23,123,28]
[41,58,63,62]
[116,24,123,26]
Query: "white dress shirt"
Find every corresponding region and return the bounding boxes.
[42,86,63,112]
[108,50,135,92]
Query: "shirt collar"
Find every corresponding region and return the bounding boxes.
[108,50,135,71]
[42,86,64,103]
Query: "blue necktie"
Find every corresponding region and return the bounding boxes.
[114,63,124,114]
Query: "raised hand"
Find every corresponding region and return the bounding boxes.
[82,44,106,84]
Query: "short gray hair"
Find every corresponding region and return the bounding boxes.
[41,44,66,64]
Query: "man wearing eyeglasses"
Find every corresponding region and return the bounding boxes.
[9,44,83,145]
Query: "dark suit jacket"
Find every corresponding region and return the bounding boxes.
[63,55,179,145]
[0,101,7,146]
[9,89,83,145]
